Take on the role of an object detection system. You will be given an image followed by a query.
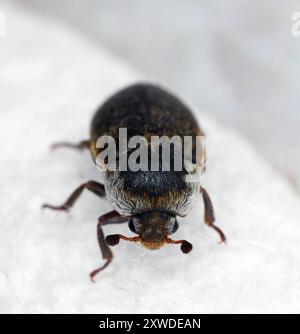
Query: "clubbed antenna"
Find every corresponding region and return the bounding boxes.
[105,234,141,246]
[164,237,193,253]
[105,233,193,254]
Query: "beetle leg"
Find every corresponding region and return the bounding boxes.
[90,211,129,282]
[51,140,90,151]
[200,187,226,243]
[42,181,105,211]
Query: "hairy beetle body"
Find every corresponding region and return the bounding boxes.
[43,83,225,281]
[90,83,203,217]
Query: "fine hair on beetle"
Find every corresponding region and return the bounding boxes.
[42,83,226,281]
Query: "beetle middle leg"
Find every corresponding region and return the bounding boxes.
[200,187,226,243]
[90,210,129,282]
[51,140,90,151]
[42,181,105,211]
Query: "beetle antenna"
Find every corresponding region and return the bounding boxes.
[105,234,141,246]
[165,237,193,254]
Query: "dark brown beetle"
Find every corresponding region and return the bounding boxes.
[43,83,226,281]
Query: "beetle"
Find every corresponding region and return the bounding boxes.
[43,83,226,281]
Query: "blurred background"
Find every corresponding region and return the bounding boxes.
[5,0,300,191]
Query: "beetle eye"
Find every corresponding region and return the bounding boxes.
[128,219,137,233]
[171,219,179,234]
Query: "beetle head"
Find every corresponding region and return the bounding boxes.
[129,211,177,249]
[105,211,192,253]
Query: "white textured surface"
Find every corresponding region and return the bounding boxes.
[1,3,300,313]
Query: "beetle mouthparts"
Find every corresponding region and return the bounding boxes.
[141,240,165,250]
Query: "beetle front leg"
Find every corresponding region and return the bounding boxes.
[200,187,226,243]
[90,211,129,282]
[42,181,105,211]
[51,140,90,151]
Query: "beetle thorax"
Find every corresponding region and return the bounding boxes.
[104,170,200,217]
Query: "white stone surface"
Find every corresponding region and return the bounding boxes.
[1,2,300,313]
